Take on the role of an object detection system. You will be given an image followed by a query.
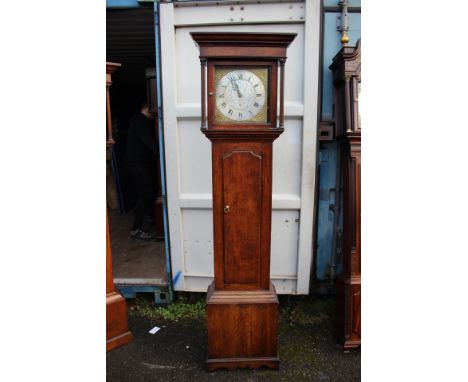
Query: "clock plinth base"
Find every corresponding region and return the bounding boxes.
[335,275,361,351]
[106,292,133,352]
[206,282,279,371]
[207,357,279,372]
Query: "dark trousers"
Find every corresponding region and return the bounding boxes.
[126,163,155,231]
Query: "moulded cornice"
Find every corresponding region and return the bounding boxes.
[329,39,361,80]
[201,127,284,140]
[191,32,297,48]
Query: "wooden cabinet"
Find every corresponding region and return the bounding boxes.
[106,62,132,351]
[192,32,296,370]
[330,41,361,350]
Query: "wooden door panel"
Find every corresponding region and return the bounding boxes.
[222,150,262,286]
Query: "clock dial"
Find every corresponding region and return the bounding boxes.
[214,68,268,124]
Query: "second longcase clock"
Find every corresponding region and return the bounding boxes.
[330,40,361,350]
[191,32,296,371]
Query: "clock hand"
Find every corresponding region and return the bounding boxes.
[235,80,243,98]
[230,78,242,98]
[235,80,242,98]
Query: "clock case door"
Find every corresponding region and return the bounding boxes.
[207,60,278,130]
[211,140,275,291]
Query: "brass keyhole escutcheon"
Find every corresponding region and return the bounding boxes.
[224,205,230,213]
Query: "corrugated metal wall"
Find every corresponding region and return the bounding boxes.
[106,6,154,73]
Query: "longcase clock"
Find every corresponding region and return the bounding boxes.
[191,32,296,371]
[330,40,361,350]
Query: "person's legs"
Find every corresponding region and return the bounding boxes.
[132,181,153,230]
[127,164,155,239]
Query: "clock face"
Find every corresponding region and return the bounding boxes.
[214,68,268,124]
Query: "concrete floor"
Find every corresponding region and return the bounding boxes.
[108,209,167,285]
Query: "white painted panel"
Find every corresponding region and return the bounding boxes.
[295,0,321,293]
[175,23,303,200]
[175,29,203,105]
[176,102,304,119]
[272,279,298,294]
[178,119,212,194]
[160,4,186,291]
[175,23,305,107]
[281,27,305,105]
[181,209,214,276]
[271,210,300,277]
[272,117,302,196]
[183,275,298,295]
[179,193,212,209]
[179,194,300,210]
[160,1,321,294]
[184,275,213,292]
[173,2,305,26]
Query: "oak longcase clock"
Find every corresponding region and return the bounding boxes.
[191,32,296,371]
